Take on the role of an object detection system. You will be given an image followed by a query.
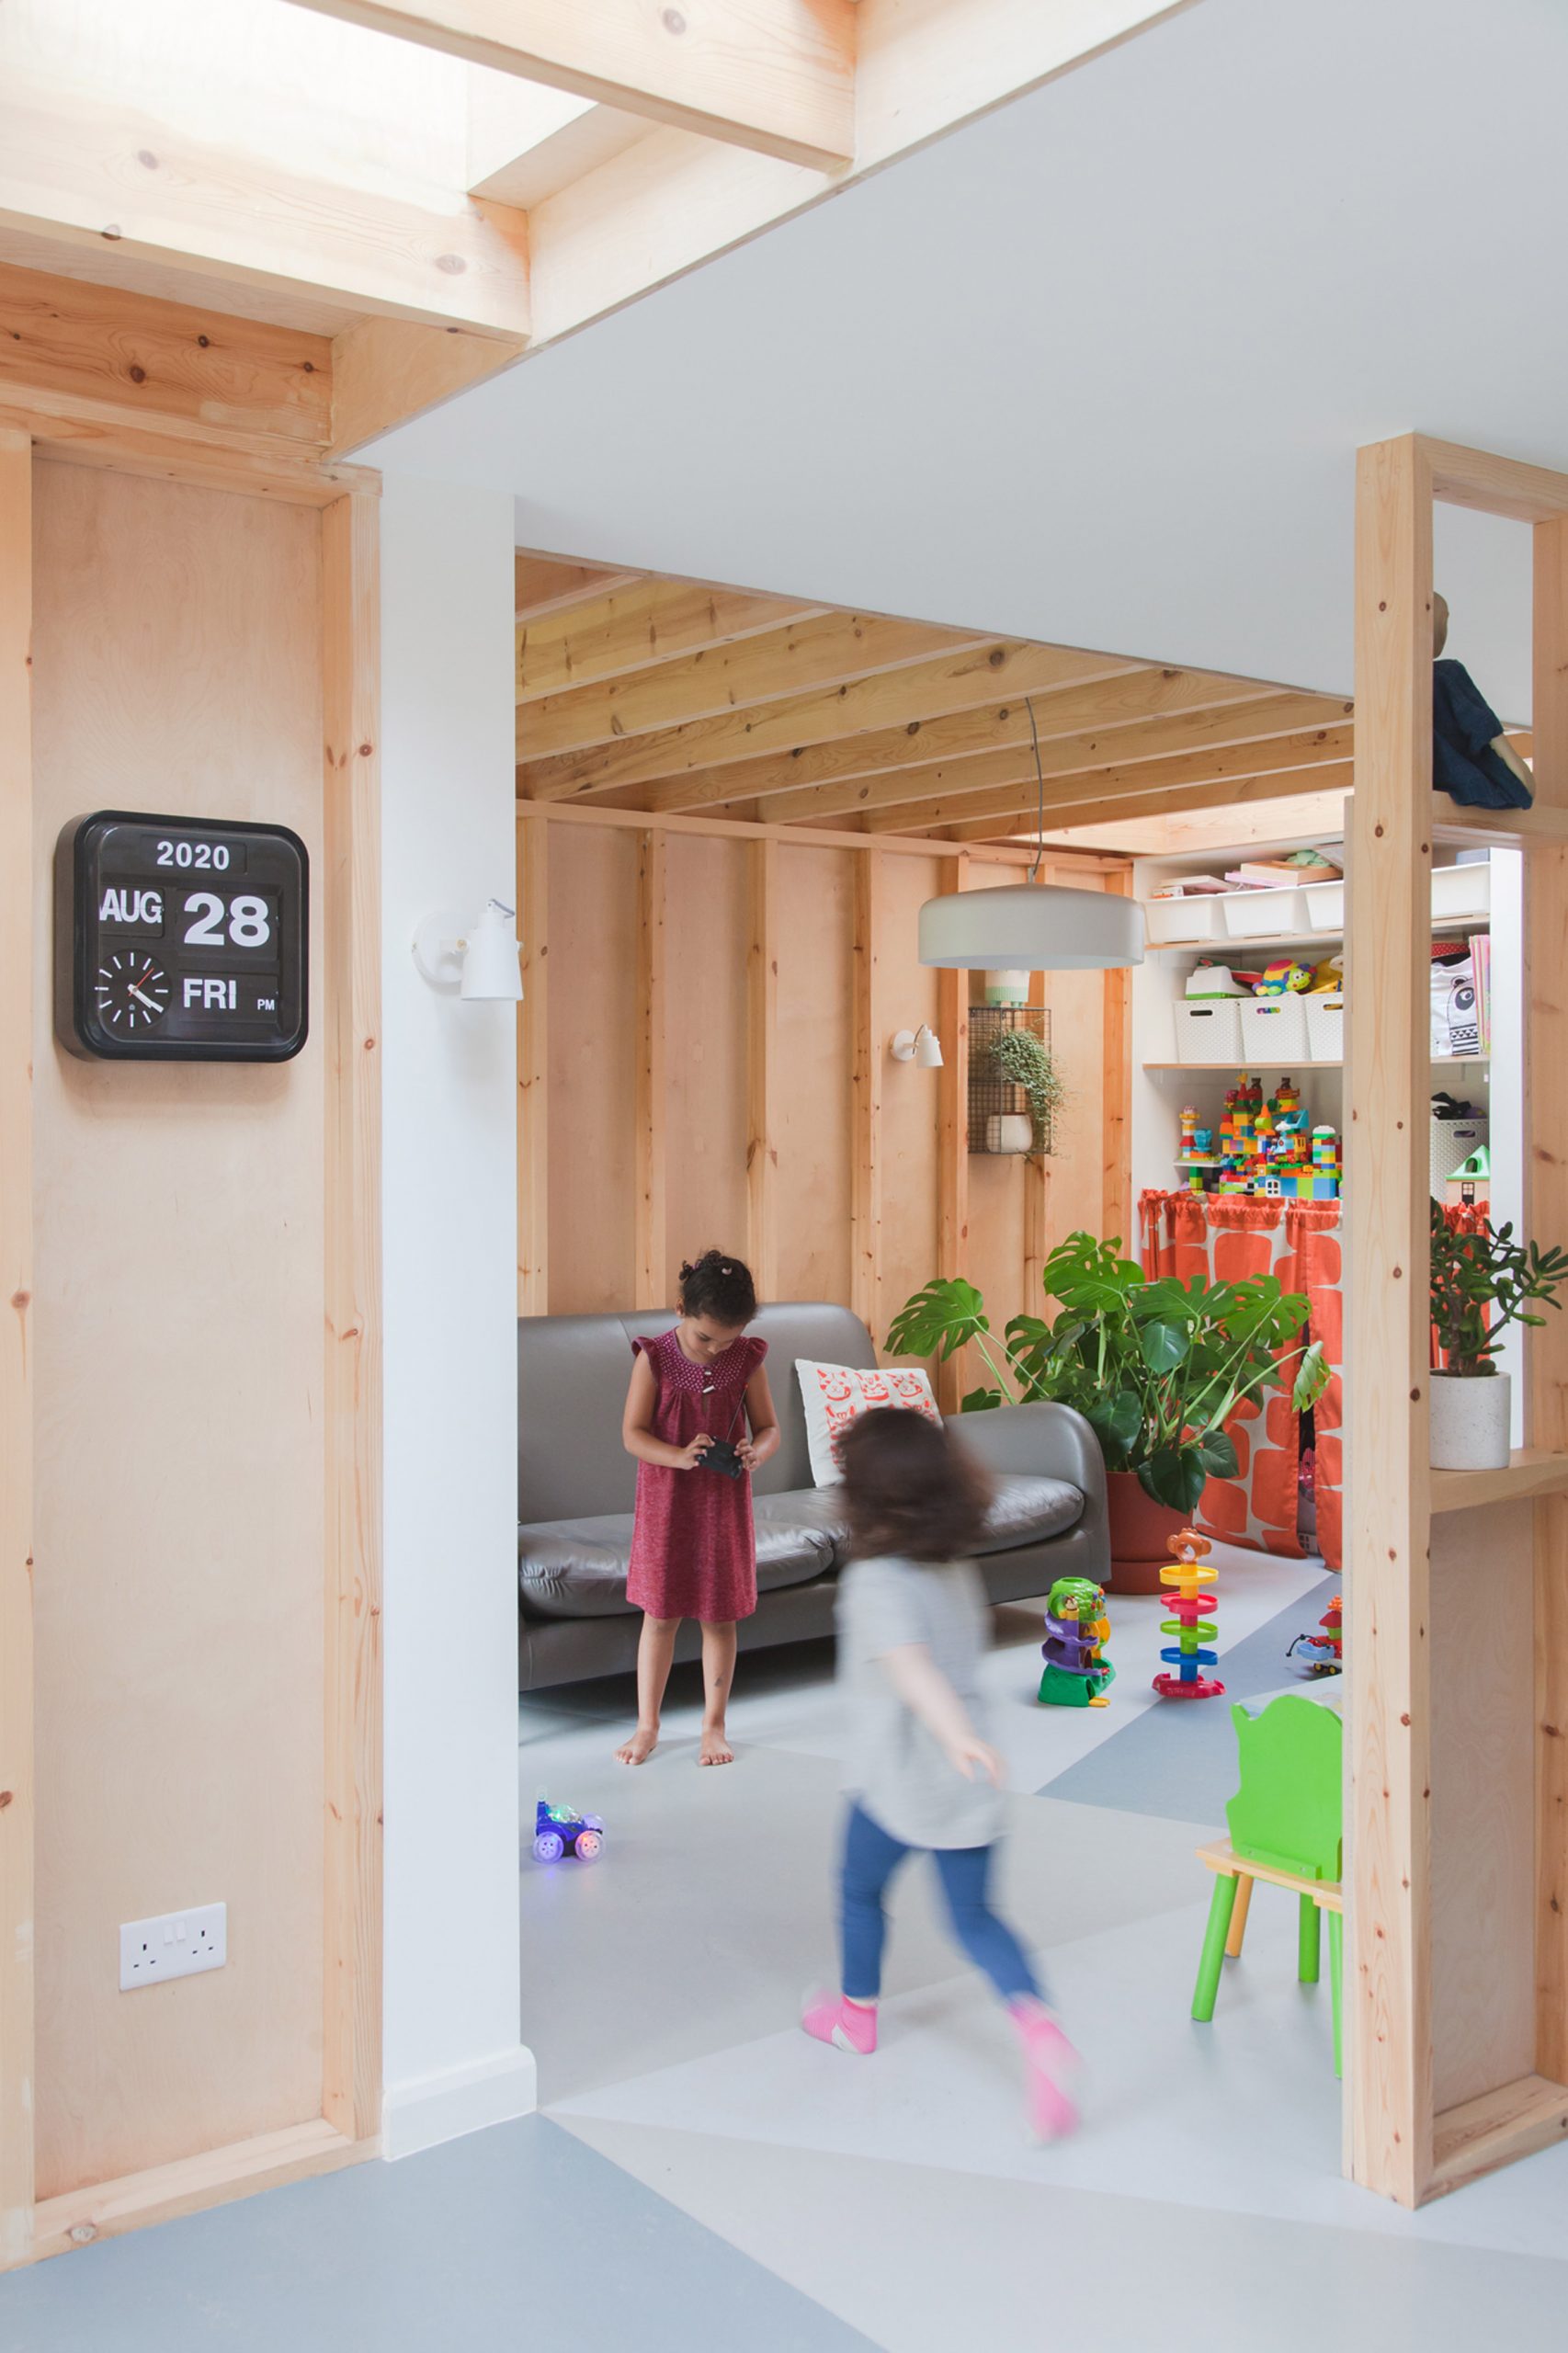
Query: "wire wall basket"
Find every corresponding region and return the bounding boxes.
[967,1005,1054,1157]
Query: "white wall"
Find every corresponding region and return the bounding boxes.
[379,473,534,2156]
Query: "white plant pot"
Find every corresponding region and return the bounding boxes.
[984,971,1030,1006]
[1428,1369,1511,1472]
[985,1113,1034,1154]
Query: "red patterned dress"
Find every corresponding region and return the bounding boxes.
[626,1329,767,1622]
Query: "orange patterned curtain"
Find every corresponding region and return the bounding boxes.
[1139,1190,1342,1570]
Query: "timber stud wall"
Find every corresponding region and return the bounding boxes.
[517,804,1132,1376]
[1347,433,1568,2205]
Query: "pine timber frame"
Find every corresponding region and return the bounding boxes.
[1346,433,1568,2206]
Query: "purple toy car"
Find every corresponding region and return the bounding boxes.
[533,1797,604,1863]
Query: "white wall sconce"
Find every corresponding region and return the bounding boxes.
[891,1024,944,1068]
[412,899,524,1001]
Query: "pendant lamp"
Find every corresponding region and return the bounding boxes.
[917,698,1146,972]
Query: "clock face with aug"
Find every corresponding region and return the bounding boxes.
[55,811,309,1063]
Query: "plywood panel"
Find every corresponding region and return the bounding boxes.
[1430,1504,1537,2111]
[545,820,638,1313]
[877,854,941,1355]
[775,846,853,1308]
[665,831,750,1281]
[31,464,324,2195]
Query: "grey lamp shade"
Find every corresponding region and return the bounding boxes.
[918,882,1144,971]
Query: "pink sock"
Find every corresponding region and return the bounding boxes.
[1010,1999,1080,2141]
[801,1989,878,2055]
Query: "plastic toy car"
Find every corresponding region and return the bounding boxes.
[533,1798,604,1863]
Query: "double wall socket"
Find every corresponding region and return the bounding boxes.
[119,1901,227,1991]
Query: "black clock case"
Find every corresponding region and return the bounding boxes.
[55,809,310,1063]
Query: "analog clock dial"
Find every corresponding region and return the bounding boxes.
[95,951,171,1032]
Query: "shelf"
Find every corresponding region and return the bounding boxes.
[1429,1449,1568,1515]
[1148,904,1490,956]
[1142,1057,1489,1073]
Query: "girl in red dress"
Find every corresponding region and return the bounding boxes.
[617,1250,779,1768]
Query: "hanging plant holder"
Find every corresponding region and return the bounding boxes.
[968,1006,1059,1154]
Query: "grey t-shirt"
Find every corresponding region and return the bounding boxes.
[835,1552,1004,1850]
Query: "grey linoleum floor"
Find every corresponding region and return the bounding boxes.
[7,1543,1568,2352]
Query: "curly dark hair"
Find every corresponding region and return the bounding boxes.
[677,1247,758,1326]
[836,1408,992,1564]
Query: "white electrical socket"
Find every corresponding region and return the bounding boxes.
[119,1902,227,1992]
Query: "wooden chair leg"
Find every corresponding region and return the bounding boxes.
[1192,1873,1239,2021]
[1298,1892,1320,1984]
[1224,1870,1254,1959]
[1326,1907,1343,2078]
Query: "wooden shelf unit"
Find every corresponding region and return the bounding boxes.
[1143,1056,1487,1073]
[1346,433,1568,2211]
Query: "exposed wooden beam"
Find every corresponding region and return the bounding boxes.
[284,0,858,169]
[934,853,971,1413]
[927,730,1356,838]
[0,76,531,334]
[517,581,829,699]
[864,698,1355,835]
[1028,784,1354,858]
[745,840,779,1301]
[850,854,884,1336]
[0,258,333,449]
[1101,870,1133,1247]
[329,318,524,457]
[517,645,1148,801]
[948,759,1357,844]
[516,551,642,620]
[525,2,1188,350]
[519,612,990,765]
[467,78,649,210]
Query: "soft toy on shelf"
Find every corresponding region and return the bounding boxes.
[1256,961,1312,997]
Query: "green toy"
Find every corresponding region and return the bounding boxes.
[1037,1575,1116,1707]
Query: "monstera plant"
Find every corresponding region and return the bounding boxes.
[887,1231,1327,1516]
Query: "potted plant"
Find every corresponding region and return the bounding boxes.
[1428,1202,1568,1469]
[989,1026,1064,1153]
[888,1233,1326,1590]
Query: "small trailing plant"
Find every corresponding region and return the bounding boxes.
[1429,1200,1568,1376]
[991,1026,1064,1151]
[887,1231,1327,1515]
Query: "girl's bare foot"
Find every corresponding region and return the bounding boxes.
[699,1722,734,1767]
[616,1723,658,1766]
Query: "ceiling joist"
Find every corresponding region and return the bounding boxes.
[282,0,858,170]
[517,578,827,698]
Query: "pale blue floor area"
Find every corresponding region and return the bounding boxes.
[0,2116,874,2353]
[1039,1567,1341,1822]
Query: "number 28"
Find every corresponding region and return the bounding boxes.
[183,892,271,948]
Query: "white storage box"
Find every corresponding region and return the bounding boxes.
[1303,991,1345,1061]
[1238,993,1310,1063]
[1432,862,1492,922]
[1173,999,1242,1063]
[1301,881,1346,931]
[1223,887,1306,938]
[1146,894,1222,944]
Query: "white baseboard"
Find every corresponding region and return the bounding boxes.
[381,2045,538,2161]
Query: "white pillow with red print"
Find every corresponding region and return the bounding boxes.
[795,1359,942,1488]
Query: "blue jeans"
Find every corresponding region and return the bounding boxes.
[839,1802,1041,2006]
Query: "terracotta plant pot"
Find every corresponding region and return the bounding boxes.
[1105,1470,1188,1593]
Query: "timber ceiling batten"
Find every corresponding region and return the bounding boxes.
[512,556,1361,844]
[0,2,1191,450]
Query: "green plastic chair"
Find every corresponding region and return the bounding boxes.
[1191,1695,1345,2072]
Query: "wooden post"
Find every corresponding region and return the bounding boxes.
[1025,860,1053,1307]
[1345,433,1436,2208]
[320,488,383,2151]
[517,815,549,1315]
[1102,868,1134,1245]
[745,839,779,1301]
[634,828,668,1311]
[851,851,883,1336]
[1530,517,1568,2084]
[0,428,33,2271]
[936,851,971,1409]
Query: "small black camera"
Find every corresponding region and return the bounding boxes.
[700,1438,745,1480]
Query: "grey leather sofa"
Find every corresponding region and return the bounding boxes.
[517,1302,1108,1690]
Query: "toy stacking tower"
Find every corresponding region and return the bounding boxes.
[1038,1576,1116,1708]
[1153,1527,1225,1700]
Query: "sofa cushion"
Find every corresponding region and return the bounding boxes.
[518,1508,837,1621]
[756,1474,1083,1569]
